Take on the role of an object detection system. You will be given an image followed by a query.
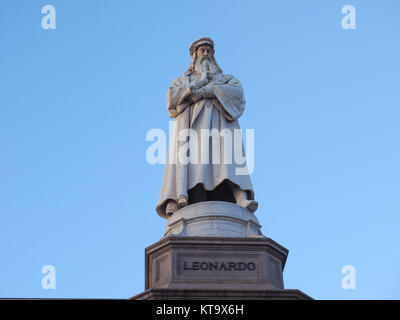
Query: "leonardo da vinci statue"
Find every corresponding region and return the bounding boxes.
[156,37,257,218]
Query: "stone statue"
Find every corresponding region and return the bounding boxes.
[133,45,311,299]
[156,37,258,218]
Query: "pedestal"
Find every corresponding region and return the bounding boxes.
[131,202,311,300]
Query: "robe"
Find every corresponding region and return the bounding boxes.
[156,71,255,218]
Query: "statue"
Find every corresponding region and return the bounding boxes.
[156,37,258,218]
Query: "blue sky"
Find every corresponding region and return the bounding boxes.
[0,0,399,299]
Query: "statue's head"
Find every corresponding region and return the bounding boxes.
[186,37,222,76]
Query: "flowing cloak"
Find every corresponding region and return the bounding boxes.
[156,72,255,218]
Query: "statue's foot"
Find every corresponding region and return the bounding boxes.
[177,196,188,208]
[166,200,179,216]
[238,199,258,213]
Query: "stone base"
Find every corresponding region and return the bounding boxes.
[132,288,311,300]
[164,201,263,238]
[131,236,311,300]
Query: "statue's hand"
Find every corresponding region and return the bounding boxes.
[203,84,215,99]
[189,84,215,103]
[189,89,203,103]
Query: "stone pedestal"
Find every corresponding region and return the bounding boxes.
[131,202,311,300]
[164,201,263,238]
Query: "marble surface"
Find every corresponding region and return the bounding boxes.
[164,201,263,238]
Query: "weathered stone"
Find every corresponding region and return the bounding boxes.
[132,288,311,300]
[156,37,257,219]
[131,236,311,300]
[164,201,263,238]
[134,38,312,300]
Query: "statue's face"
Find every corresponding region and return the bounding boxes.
[196,45,212,59]
[192,43,219,77]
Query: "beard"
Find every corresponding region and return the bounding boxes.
[194,56,219,83]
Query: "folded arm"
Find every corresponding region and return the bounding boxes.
[166,77,192,118]
[205,76,245,121]
[167,75,245,121]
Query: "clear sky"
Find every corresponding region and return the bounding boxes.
[0,0,399,299]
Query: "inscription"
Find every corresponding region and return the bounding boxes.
[183,261,256,271]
